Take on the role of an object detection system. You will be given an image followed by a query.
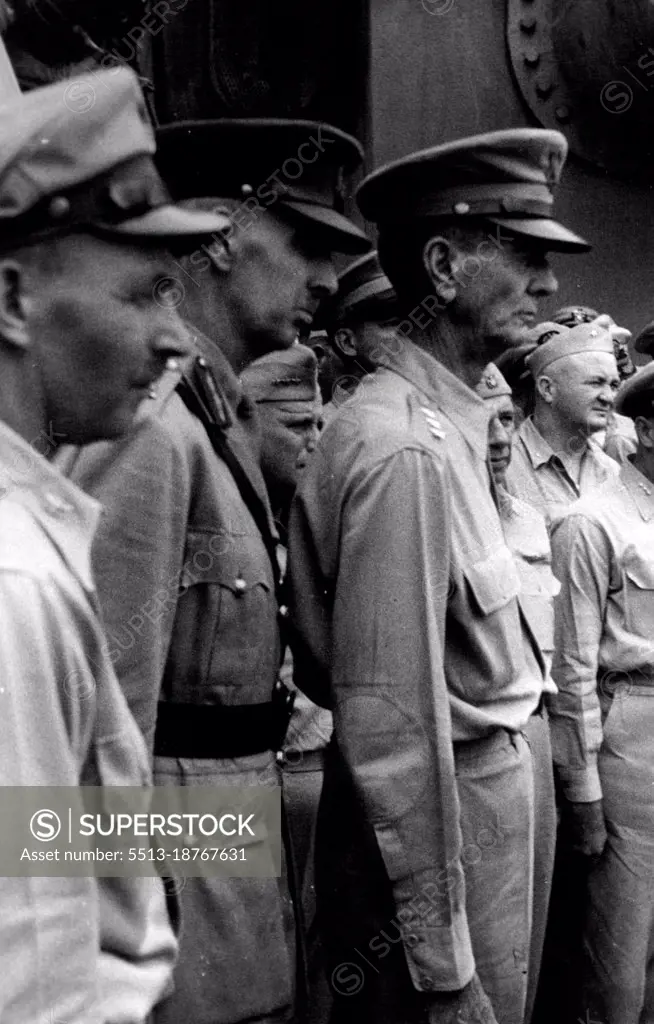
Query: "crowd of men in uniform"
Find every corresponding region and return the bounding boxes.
[3,58,654,1024]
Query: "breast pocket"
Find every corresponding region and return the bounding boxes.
[464,546,521,616]
[166,531,279,704]
[622,555,654,639]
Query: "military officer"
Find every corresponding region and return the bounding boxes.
[243,345,332,1024]
[314,249,397,413]
[475,365,560,1023]
[62,118,369,1024]
[0,66,229,1023]
[549,362,654,1023]
[288,128,588,1024]
[506,319,620,526]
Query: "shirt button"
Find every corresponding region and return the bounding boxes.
[234,577,247,595]
[279,604,289,619]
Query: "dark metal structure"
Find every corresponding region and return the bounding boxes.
[5,0,654,339]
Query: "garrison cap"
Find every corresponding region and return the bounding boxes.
[317,250,397,329]
[155,119,370,255]
[0,67,230,247]
[615,362,654,417]
[356,128,589,253]
[526,319,615,378]
[242,344,319,405]
[474,363,512,401]
[634,320,654,356]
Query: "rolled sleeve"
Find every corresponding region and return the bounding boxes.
[550,513,610,802]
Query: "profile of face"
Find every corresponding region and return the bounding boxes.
[448,233,559,356]
[258,399,323,515]
[538,351,620,436]
[227,212,338,355]
[15,233,189,445]
[486,393,516,488]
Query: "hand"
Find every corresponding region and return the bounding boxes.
[425,973,498,1024]
[564,799,607,859]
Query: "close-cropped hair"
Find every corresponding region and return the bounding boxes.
[377,216,492,310]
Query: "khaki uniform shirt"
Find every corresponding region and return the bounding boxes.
[288,339,544,992]
[498,488,560,680]
[550,459,654,802]
[506,415,619,526]
[59,333,294,1024]
[0,421,176,1024]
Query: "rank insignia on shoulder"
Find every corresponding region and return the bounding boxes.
[419,404,446,440]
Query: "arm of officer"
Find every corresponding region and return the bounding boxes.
[293,444,477,995]
[0,573,110,1022]
[60,408,191,753]
[550,512,610,855]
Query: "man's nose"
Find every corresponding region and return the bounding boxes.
[529,262,558,299]
[309,256,338,299]
[151,308,192,361]
[597,383,615,407]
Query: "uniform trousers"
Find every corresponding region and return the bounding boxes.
[582,686,654,1024]
[153,751,296,1024]
[454,728,535,1024]
[523,705,556,1024]
[283,750,333,1024]
[317,727,534,1024]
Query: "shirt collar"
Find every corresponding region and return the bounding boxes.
[138,322,255,424]
[516,416,559,470]
[0,420,100,592]
[374,335,490,460]
[619,457,654,522]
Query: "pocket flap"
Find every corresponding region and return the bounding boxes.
[180,531,272,593]
[464,546,520,616]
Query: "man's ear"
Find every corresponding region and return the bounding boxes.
[423,235,458,306]
[535,373,554,404]
[333,327,358,359]
[205,227,234,274]
[0,259,30,351]
[634,414,654,451]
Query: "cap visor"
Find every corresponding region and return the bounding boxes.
[95,204,231,240]
[486,216,591,253]
[283,201,371,255]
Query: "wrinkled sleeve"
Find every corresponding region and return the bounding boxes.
[290,446,475,992]
[0,574,104,1023]
[549,513,611,802]
[62,415,191,752]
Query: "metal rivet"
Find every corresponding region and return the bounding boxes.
[234,577,247,594]
[453,201,470,215]
[240,183,254,197]
[48,195,70,219]
[555,104,572,123]
[165,357,179,372]
[523,46,540,68]
[535,76,554,99]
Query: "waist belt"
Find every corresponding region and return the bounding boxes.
[154,686,295,759]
